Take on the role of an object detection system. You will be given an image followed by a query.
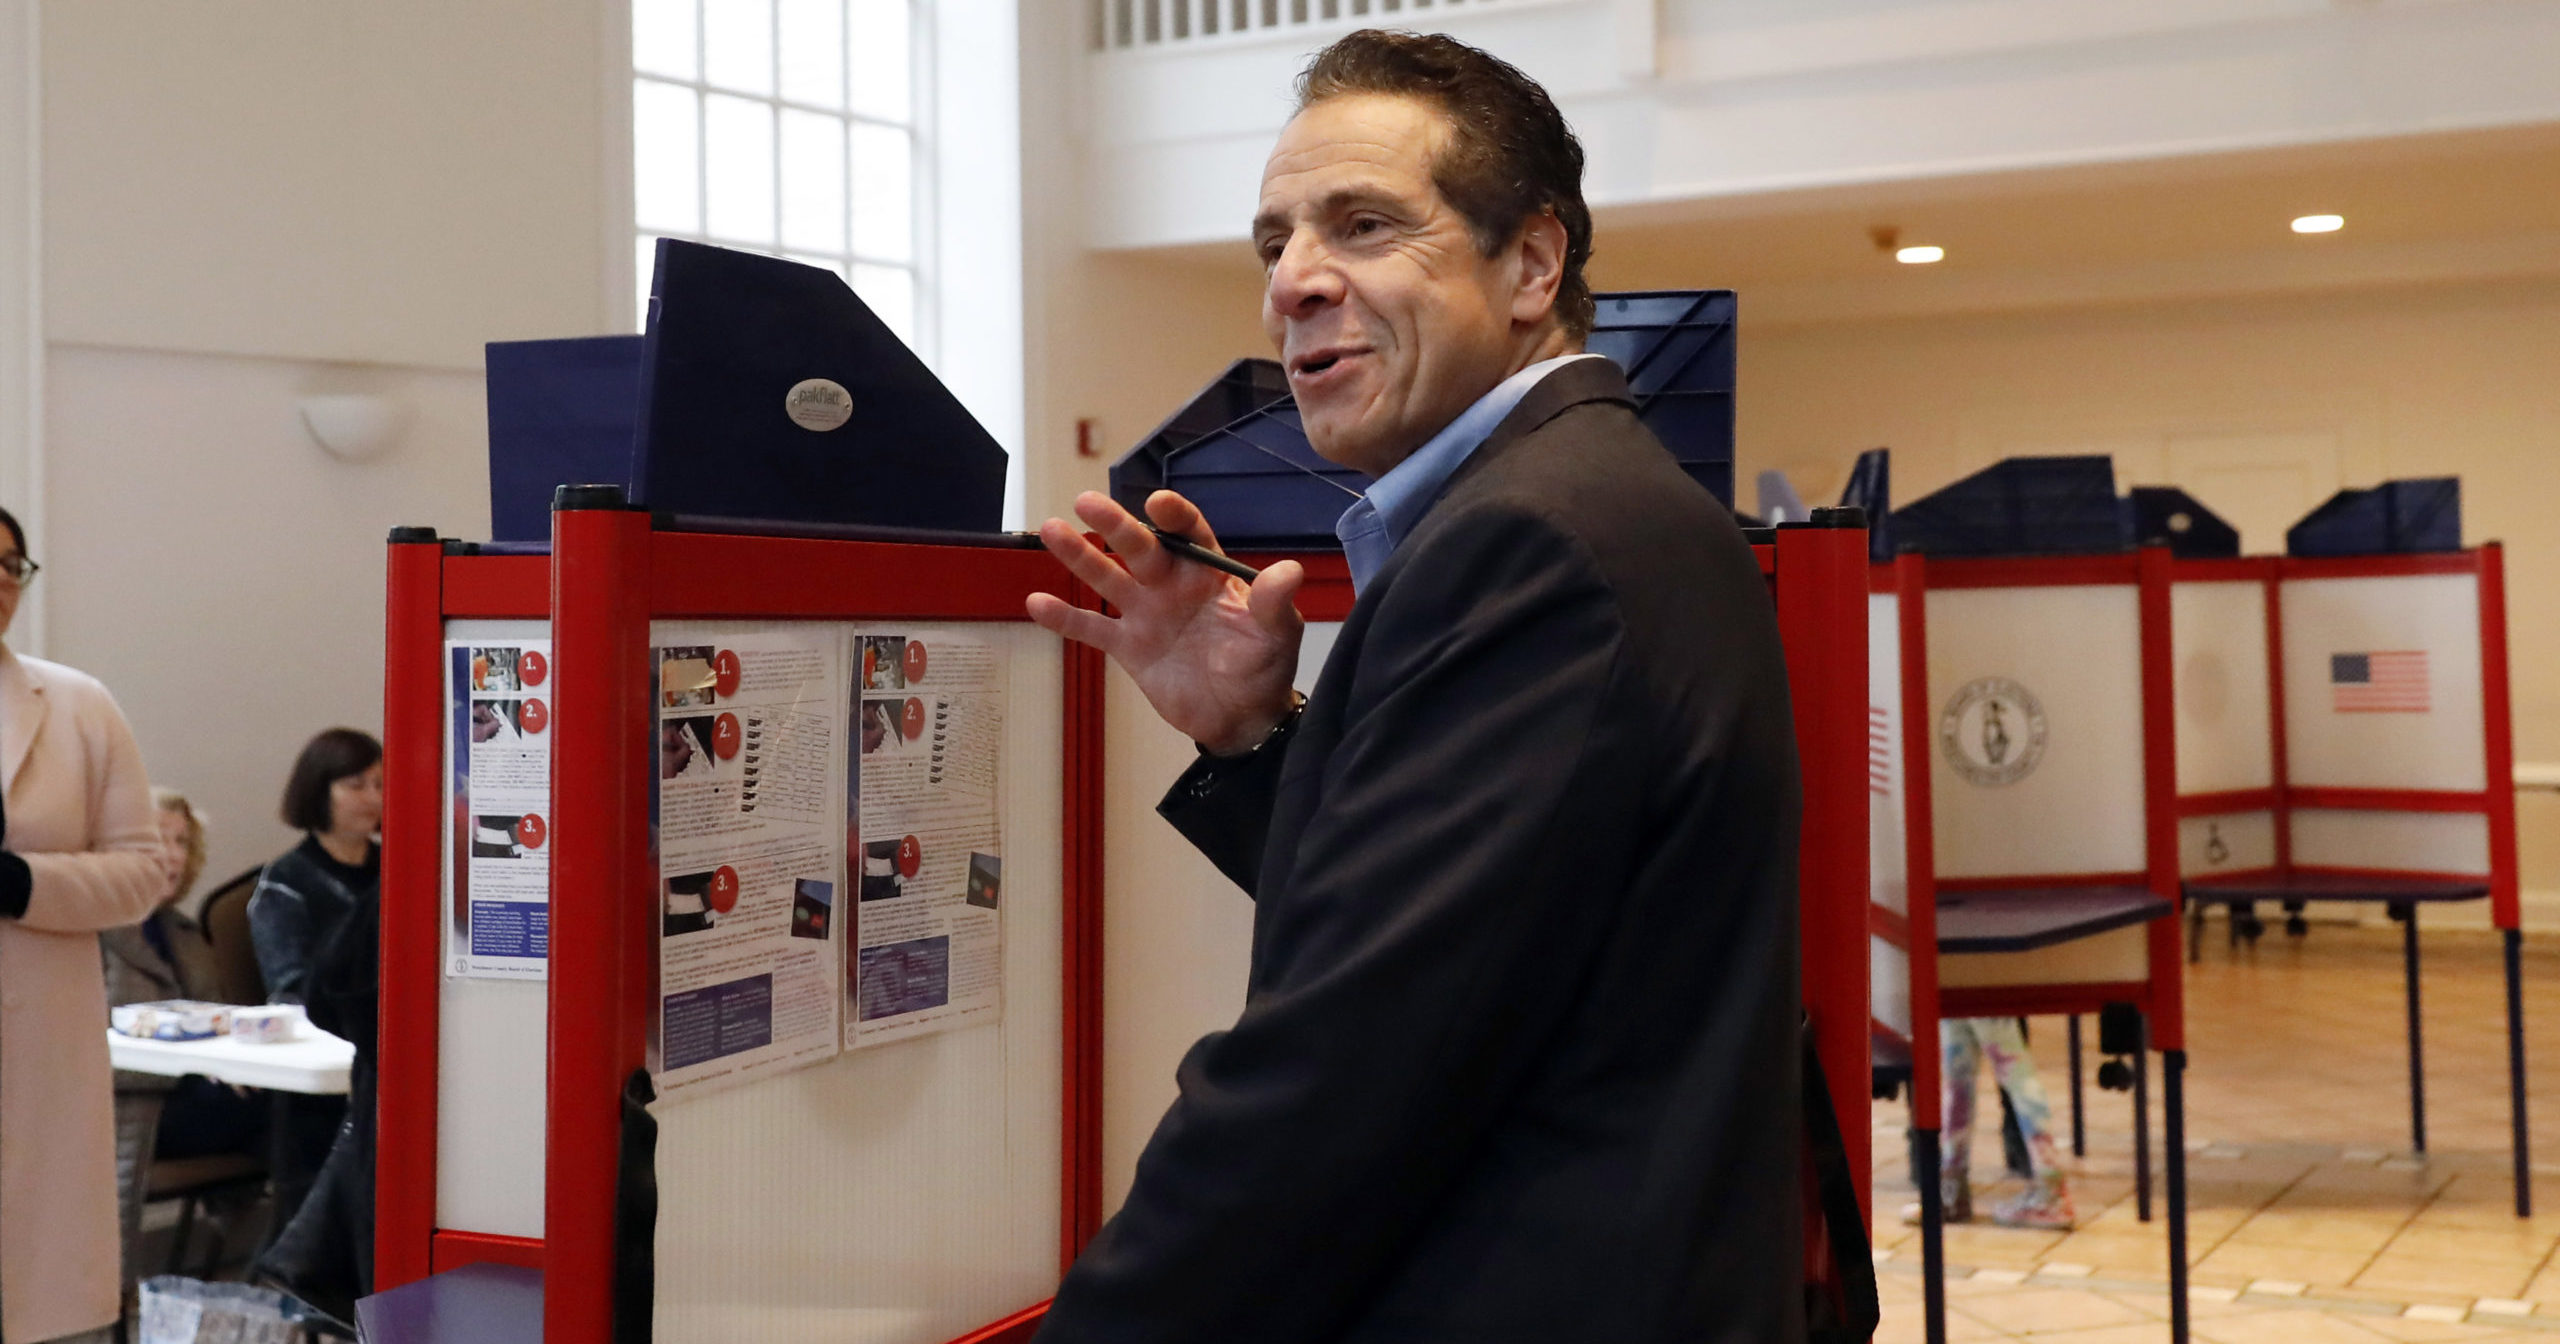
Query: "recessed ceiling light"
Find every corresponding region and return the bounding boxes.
[2292,214,2344,234]
[1895,245,1945,264]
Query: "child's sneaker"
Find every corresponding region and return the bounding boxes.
[1986,1183,2073,1231]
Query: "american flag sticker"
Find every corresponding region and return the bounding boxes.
[1868,706,1894,795]
[2330,651,2430,713]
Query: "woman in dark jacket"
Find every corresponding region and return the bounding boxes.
[245,728,382,1251]
[248,729,382,1005]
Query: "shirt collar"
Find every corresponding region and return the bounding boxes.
[1335,352,1600,592]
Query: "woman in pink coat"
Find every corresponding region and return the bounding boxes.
[0,506,168,1342]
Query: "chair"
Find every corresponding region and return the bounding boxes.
[145,865,273,1276]
[197,865,268,1007]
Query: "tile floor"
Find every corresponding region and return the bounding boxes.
[1870,919,2560,1339]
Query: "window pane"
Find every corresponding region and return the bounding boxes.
[778,0,844,109]
[704,93,778,245]
[852,263,915,349]
[633,0,698,80]
[633,79,703,234]
[780,110,847,254]
[850,122,911,263]
[702,0,775,95]
[849,0,910,123]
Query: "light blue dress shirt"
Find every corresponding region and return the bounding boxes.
[1333,353,1601,593]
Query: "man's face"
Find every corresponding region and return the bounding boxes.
[1254,94,1526,478]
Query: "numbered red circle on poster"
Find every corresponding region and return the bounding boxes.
[515,814,547,849]
[709,865,740,913]
[518,698,549,734]
[901,697,926,740]
[896,835,921,878]
[517,650,548,687]
[712,712,742,759]
[902,640,928,683]
[712,649,742,698]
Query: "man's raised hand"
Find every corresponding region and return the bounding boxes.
[1025,490,1305,756]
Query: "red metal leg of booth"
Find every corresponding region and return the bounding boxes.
[1061,577,1108,1271]
[377,533,447,1290]
[545,499,656,1344]
[1778,524,1874,1215]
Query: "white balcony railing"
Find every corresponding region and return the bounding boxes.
[1091,0,1502,51]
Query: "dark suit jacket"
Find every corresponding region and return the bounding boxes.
[1038,359,1805,1343]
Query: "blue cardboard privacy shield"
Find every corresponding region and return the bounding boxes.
[633,239,1006,532]
[1108,358,1366,550]
[1891,455,2131,558]
[2127,486,2241,559]
[2286,478,2460,557]
[1583,290,1736,507]
[486,335,645,544]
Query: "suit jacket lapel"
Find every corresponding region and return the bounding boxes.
[0,647,49,792]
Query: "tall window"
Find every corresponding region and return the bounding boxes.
[632,0,927,354]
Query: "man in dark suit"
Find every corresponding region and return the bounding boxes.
[1025,30,1803,1343]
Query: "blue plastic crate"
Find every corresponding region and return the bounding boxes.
[2286,478,2460,557]
[1583,290,1736,507]
[1891,455,2131,557]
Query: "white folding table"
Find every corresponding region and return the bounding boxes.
[108,1028,355,1096]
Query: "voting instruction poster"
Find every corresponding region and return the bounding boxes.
[847,625,1005,1048]
[445,640,553,980]
[651,628,849,1100]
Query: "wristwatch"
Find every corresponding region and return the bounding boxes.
[1197,691,1307,762]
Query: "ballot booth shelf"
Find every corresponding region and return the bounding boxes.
[1869,549,2192,1344]
[2162,547,2525,1204]
[378,504,1107,1344]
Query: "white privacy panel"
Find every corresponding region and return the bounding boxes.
[654,624,1062,1344]
[1940,926,2150,989]
[2179,811,2277,877]
[437,618,550,1237]
[1871,936,1910,1039]
[2172,580,2273,795]
[2281,574,2485,792]
[1926,585,2147,878]
[1100,621,1342,1218]
[1868,593,1908,919]
[2291,808,2490,876]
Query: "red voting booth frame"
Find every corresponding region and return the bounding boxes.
[374,508,1873,1344]
[1871,549,2192,1344]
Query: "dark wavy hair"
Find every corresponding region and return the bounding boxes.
[281,727,383,833]
[1297,30,1595,341]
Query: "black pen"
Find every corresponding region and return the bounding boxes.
[1148,525,1262,582]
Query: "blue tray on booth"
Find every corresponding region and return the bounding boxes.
[1108,359,1368,550]
[1583,290,1736,507]
[2287,478,2460,557]
[485,239,1008,542]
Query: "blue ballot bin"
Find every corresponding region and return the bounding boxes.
[484,240,1007,542]
[1890,455,2132,558]
[1582,290,1737,507]
[1108,289,1739,551]
[2128,486,2241,559]
[2286,477,2461,557]
[1108,359,1369,549]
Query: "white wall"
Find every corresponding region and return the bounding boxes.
[1083,0,2560,250]
[32,0,617,889]
[43,346,494,888]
